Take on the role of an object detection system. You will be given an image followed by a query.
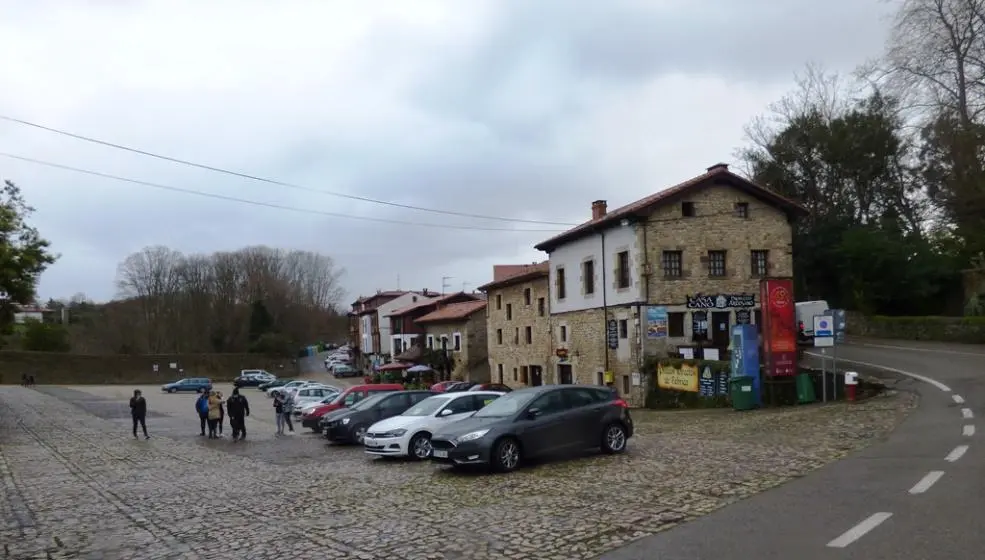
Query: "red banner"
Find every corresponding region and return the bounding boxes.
[760,278,797,376]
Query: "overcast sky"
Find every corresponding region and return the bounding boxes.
[0,0,894,306]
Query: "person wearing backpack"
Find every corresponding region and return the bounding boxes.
[226,388,251,441]
[195,392,209,436]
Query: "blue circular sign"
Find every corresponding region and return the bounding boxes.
[819,320,829,328]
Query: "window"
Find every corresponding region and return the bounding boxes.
[496,294,502,310]
[393,338,402,354]
[662,251,682,278]
[426,335,434,349]
[615,251,631,289]
[527,390,567,415]
[582,260,595,294]
[619,319,628,339]
[513,367,518,381]
[497,364,504,384]
[708,250,727,277]
[668,312,685,337]
[682,201,695,217]
[506,303,512,321]
[525,326,532,344]
[556,267,567,299]
[524,288,532,305]
[622,375,630,395]
[751,250,769,277]
[520,366,529,384]
[565,387,597,408]
[496,329,503,345]
[735,202,749,218]
[560,325,568,342]
[537,297,545,316]
[441,396,475,416]
[514,327,520,344]
[453,333,461,351]
[440,336,448,350]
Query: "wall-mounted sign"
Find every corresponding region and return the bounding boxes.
[555,348,569,359]
[686,293,756,309]
[607,319,619,349]
[657,363,699,392]
[645,306,668,338]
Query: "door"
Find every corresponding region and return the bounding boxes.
[377,393,412,420]
[712,311,731,348]
[518,390,572,456]
[562,387,607,447]
[558,364,573,385]
[529,366,543,387]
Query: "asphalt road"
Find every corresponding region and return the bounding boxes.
[599,338,985,560]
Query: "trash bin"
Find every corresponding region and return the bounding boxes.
[796,373,816,404]
[730,376,757,411]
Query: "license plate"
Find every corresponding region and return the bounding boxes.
[433,449,448,458]
[363,437,376,446]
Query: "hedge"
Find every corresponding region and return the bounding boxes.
[856,316,985,344]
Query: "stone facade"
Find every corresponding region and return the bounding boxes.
[422,312,490,382]
[484,274,552,389]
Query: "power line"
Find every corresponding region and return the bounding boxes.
[0,152,566,233]
[0,114,580,227]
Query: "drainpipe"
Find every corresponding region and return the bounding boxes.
[600,231,609,373]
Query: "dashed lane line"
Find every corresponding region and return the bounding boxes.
[908,471,945,495]
[826,513,894,548]
[953,395,965,404]
[964,425,975,436]
[945,445,969,462]
[962,408,974,419]
[803,354,951,392]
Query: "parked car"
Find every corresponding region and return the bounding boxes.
[258,378,290,391]
[292,386,341,410]
[364,391,504,460]
[294,394,342,418]
[308,384,404,431]
[430,385,633,472]
[468,383,513,393]
[266,380,317,398]
[161,378,213,394]
[430,381,459,392]
[445,382,476,393]
[324,390,436,445]
[233,370,276,387]
[331,364,361,378]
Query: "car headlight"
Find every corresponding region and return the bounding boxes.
[380,429,406,438]
[342,417,350,425]
[453,429,489,444]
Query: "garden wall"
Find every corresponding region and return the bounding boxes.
[846,312,985,344]
[0,351,295,385]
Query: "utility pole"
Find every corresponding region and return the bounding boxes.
[441,276,453,294]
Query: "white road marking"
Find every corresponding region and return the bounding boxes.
[854,342,985,357]
[908,471,945,494]
[964,425,976,436]
[953,395,965,404]
[946,445,968,462]
[962,408,974,419]
[804,353,951,392]
[827,512,893,548]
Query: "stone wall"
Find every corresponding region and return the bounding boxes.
[486,276,552,388]
[423,312,490,382]
[0,351,295,385]
[845,312,985,344]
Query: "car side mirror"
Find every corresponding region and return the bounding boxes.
[525,407,542,420]
[438,408,454,417]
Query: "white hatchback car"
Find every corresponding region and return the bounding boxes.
[364,391,504,460]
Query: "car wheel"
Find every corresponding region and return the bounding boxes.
[409,432,432,460]
[601,423,628,454]
[352,424,368,445]
[491,437,521,473]
[167,388,176,394]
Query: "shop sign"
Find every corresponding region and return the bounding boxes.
[657,362,699,392]
[686,293,756,309]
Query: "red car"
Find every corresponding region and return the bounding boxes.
[429,381,460,392]
[300,383,403,431]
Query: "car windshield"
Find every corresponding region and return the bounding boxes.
[350,393,388,411]
[402,395,451,417]
[473,391,536,418]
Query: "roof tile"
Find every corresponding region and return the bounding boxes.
[415,300,487,323]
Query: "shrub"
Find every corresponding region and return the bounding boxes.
[861,316,985,343]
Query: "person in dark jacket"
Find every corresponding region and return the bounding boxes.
[195,392,209,436]
[226,388,251,441]
[129,389,149,439]
[216,391,226,437]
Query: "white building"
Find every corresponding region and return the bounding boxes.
[376,291,436,355]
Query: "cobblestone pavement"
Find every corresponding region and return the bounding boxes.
[0,386,914,560]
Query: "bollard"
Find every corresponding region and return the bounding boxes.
[845,371,858,402]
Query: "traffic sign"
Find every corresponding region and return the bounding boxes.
[813,314,834,347]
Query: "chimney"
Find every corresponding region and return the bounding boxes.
[706,162,729,173]
[592,200,607,220]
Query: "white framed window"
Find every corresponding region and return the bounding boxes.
[426,335,434,349]
[453,332,462,351]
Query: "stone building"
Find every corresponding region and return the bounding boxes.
[534,163,807,404]
[415,300,490,382]
[478,262,550,389]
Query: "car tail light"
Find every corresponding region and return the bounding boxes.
[613,398,629,408]
[798,320,804,331]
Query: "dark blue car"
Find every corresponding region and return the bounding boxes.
[161,377,213,393]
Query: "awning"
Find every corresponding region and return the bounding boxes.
[376,361,412,372]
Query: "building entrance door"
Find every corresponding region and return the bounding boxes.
[530,366,543,386]
[712,311,731,348]
[558,364,573,384]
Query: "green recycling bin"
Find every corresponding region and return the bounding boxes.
[730,376,757,411]
[796,373,816,404]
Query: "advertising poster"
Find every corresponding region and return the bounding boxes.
[760,278,797,376]
[646,306,668,338]
[657,363,699,392]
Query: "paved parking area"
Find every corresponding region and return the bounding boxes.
[0,384,913,560]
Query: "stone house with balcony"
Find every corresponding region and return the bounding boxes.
[534,163,807,404]
[415,299,490,382]
[478,262,551,388]
[386,292,482,360]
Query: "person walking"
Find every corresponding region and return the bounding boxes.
[129,389,150,439]
[206,391,222,439]
[281,390,296,434]
[226,388,250,441]
[195,392,209,436]
[216,391,226,437]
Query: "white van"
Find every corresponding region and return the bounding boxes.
[795,300,830,344]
